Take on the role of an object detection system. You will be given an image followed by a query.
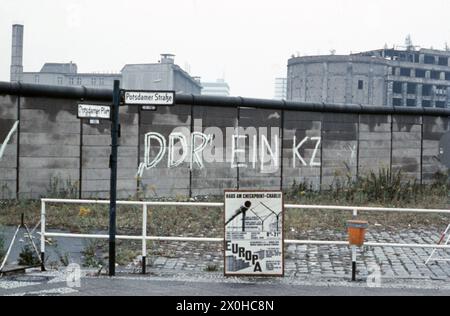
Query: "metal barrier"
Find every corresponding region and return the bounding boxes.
[39,198,450,274]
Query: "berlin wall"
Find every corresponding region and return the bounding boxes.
[0,83,449,199]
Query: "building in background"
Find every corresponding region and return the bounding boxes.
[273,77,287,100]
[10,25,202,94]
[19,62,121,88]
[201,78,230,96]
[287,47,450,108]
[121,54,202,94]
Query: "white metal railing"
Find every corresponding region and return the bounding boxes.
[39,198,450,274]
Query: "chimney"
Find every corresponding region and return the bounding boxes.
[10,24,24,82]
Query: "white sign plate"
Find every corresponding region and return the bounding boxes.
[141,105,157,111]
[224,191,284,276]
[124,91,175,105]
[78,104,111,119]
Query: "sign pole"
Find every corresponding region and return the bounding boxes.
[109,80,120,277]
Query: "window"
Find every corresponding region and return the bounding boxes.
[91,77,97,86]
[400,68,411,77]
[422,100,431,107]
[99,78,105,86]
[424,55,435,65]
[446,72,450,81]
[438,57,448,66]
[69,77,74,85]
[406,54,414,63]
[407,99,416,107]
[57,77,63,85]
[415,69,426,78]
[393,82,403,94]
[436,86,447,96]
[393,98,403,106]
[358,80,364,90]
[431,71,441,80]
[422,85,432,96]
[34,75,39,84]
[77,77,82,85]
[407,83,417,94]
[436,101,446,108]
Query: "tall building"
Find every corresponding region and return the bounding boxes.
[287,47,450,108]
[9,25,202,94]
[201,79,230,96]
[273,77,287,100]
[121,54,202,94]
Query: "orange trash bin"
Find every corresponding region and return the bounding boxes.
[347,220,368,247]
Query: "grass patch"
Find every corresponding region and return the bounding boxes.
[0,170,447,246]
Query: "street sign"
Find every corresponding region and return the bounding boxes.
[224,191,284,277]
[78,104,111,120]
[141,105,158,111]
[123,91,175,105]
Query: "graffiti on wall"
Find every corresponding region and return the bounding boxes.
[0,121,19,161]
[137,123,322,177]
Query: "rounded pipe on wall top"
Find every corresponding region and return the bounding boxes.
[0,81,449,117]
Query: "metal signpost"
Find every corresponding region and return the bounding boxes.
[106,84,175,276]
[109,81,121,276]
[224,191,284,277]
[76,98,115,276]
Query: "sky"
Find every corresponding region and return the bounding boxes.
[1,0,450,99]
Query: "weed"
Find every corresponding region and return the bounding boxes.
[288,169,449,208]
[116,247,139,266]
[205,263,219,272]
[81,240,105,268]
[60,253,70,266]
[0,183,12,199]
[56,250,70,267]
[18,245,40,266]
[47,176,78,199]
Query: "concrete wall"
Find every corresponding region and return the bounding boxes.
[0,95,18,199]
[191,106,238,196]
[81,105,139,199]
[0,94,449,199]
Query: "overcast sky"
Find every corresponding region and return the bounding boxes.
[1,0,450,98]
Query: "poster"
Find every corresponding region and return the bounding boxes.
[224,191,284,276]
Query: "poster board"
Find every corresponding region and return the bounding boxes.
[224,190,284,276]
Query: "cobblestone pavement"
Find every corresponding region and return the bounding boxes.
[142,228,450,281]
[2,227,450,283]
[1,227,450,296]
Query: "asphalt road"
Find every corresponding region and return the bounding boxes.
[2,274,450,296]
